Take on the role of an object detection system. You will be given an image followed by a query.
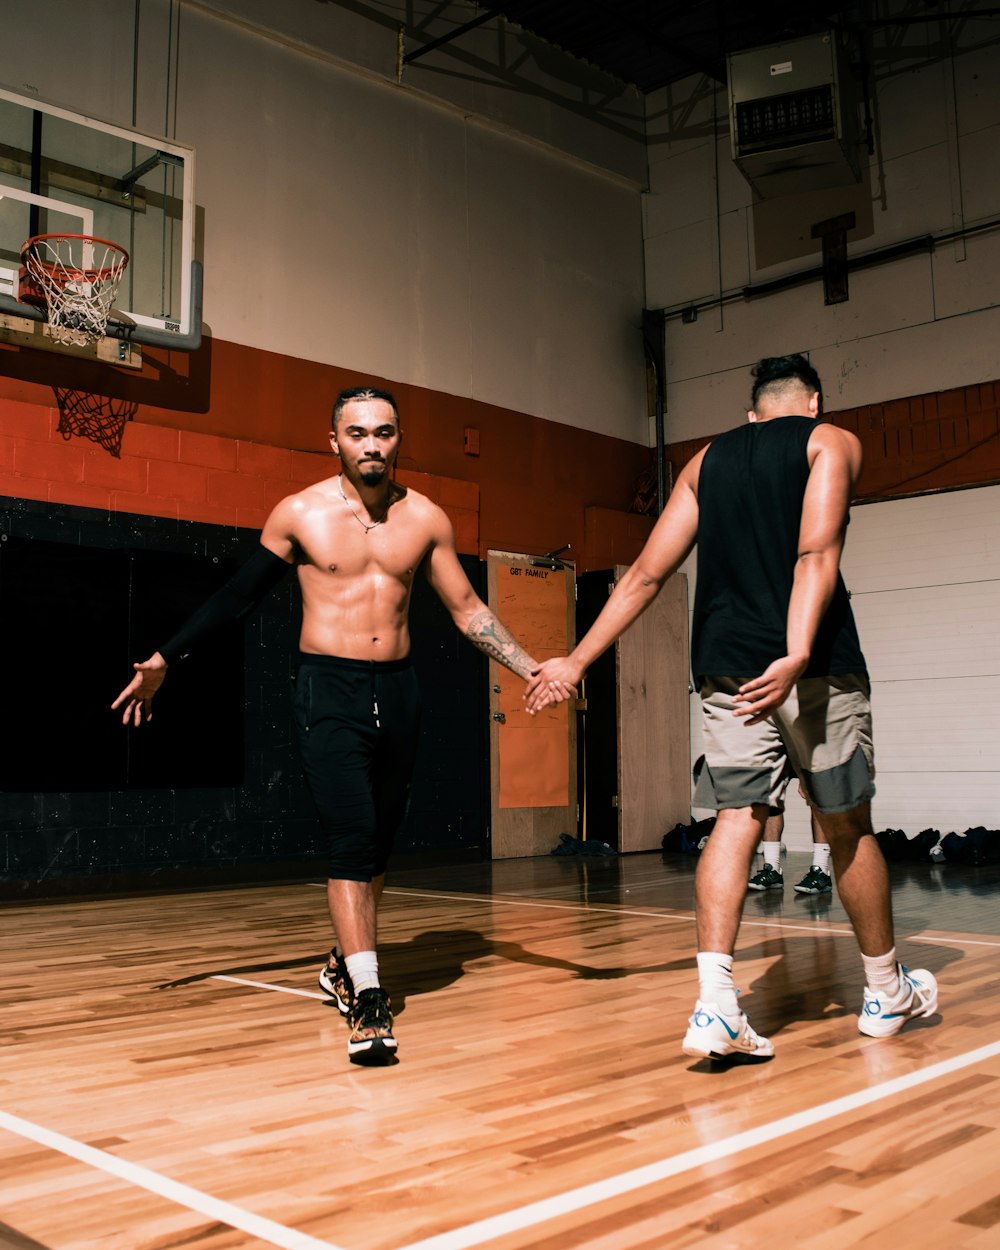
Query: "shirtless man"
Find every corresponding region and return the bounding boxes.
[114,386,567,1066]
[526,355,938,1061]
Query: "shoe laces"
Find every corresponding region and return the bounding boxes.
[353,987,392,1030]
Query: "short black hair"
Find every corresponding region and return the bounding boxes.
[332,386,400,427]
[750,354,823,408]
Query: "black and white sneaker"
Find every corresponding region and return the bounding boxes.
[794,866,833,895]
[748,865,784,891]
[348,988,398,1066]
[318,950,354,1017]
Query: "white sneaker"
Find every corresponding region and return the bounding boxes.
[858,965,938,1038]
[682,1000,774,1061]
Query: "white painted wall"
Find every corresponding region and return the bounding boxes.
[4,0,648,441]
[645,8,1000,441]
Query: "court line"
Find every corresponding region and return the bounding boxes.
[383,885,695,920]
[377,886,1000,947]
[0,1108,343,1250]
[394,1037,1000,1250]
[213,974,326,999]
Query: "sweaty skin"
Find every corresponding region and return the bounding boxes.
[113,397,561,720]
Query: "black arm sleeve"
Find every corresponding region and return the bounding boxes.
[158,545,293,663]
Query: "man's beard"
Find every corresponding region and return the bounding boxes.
[360,462,386,487]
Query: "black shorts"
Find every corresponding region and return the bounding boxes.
[293,653,421,881]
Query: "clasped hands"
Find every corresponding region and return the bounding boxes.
[523,657,582,716]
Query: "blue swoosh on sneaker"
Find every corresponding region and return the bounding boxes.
[716,1014,740,1040]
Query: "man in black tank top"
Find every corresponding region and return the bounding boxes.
[526,354,938,1062]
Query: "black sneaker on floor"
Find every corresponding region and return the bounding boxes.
[794,865,833,895]
[318,950,354,1017]
[348,987,398,1066]
[748,864,784,891]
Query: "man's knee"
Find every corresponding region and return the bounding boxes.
[813,804,878,857]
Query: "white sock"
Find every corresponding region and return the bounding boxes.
[696,952,739,1015]
[344,950,380,994]
[812,844,832,874]
[861,948,900,995]
[762,842,782,871]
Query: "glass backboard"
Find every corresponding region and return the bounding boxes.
[0,85,197,345]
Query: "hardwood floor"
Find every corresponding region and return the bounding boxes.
[1,852,998,1250]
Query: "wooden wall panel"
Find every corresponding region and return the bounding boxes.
[616,569,691,852]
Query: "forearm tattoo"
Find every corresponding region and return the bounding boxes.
[465,610,534,679]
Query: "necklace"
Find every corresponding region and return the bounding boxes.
[338,476,386,532]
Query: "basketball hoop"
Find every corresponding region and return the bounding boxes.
[20,233,129,347]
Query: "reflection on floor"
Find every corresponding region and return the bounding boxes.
[392,848,1000,937]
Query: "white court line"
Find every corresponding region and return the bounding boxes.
[0,1108,342,1250]
[394,1037,1000,1250]
[383,886,699,924]
[213,974,326,999]
[377,886,1000,947]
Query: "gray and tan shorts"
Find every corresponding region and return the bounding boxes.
[693,672,875,814]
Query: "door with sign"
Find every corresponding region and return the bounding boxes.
[487,550,577,859]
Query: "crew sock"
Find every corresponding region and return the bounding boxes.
[696,951,739,1016]
[762,842,782,871]
[811,843,832,874]
[861,948,900,996]
[344,951,381,995]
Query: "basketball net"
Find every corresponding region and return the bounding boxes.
[20,234,129,347]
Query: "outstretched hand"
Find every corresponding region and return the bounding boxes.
[524,657,581,715]
[112,653,168,726]
[733,655,807,725]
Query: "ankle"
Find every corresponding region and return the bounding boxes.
[344,950,381,994]
[861,948,899,994]
[696,951,739,1015]
[762,844,782,871]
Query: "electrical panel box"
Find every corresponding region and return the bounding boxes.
[727,32,861,199]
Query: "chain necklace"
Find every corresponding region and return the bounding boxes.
[338,476,386,532]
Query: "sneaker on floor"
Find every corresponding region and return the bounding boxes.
[857,965,938,1038]
[748,864,784,891]
[318,950,354,1017]
[794,865,833,895]
[682,1000,775,1061]
[348,987,398,1065]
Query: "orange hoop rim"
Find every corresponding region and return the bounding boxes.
[20,232,130,280]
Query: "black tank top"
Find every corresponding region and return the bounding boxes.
[691,416,866,683]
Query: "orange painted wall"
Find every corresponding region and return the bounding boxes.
[664,379,1000,503]
[0,335,653,571]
